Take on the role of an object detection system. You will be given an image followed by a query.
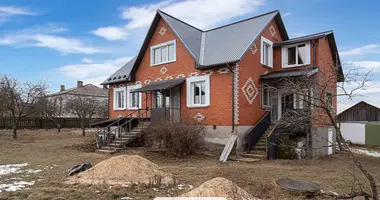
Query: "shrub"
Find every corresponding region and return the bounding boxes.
[277,134,296,159]
[143,120,205,157]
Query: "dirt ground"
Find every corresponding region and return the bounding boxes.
[0,129,379,200]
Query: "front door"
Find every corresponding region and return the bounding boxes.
[151,86,181,123]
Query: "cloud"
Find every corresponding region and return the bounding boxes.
[0,6,36,16]
[81,57,92,63]
[0,33,100,54]
[345,61,380,72]
[340,44,380,56]
[121,0,265,30]
[57,56,133,86]
[92,26,128,41]
[282,12,292,17]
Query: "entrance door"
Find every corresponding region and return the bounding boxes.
[151,86,181,123]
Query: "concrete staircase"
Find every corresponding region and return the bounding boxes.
[240,124,276,160]
[95,122,150,154]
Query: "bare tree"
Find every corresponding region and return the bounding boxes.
[65,95,105,136]
[40,96,64,132]
[270,59,377,199]
[0,76,46,139]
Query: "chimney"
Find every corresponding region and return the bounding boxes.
[60,85,65,91]
[77,81,83,87]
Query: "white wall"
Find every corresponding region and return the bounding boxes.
[340,123,365,145]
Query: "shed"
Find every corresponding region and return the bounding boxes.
[337,101,380,122]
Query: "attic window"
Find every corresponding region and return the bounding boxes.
[150,40,176,66]
[118,76,121,79]
[108,78,111,81]
[282,42,311,68]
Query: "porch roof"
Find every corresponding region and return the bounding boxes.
[131,78,185,93]
[260,68,318,80]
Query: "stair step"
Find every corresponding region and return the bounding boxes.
[248,150,266,155]
[254,146,266,151]
[229,157,261,163]
[240,152,266,159]
[96,149,117,154]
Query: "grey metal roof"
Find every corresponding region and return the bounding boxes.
[260,68,318,80]
[47,84,108,98]
[101,57,137,85]
[131,78,185,93]
[273,30,333,47]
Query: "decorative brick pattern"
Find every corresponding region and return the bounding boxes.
[241,77,258,104]
[202,70,214,76]
[194,113,205,122]
[269,25,276,37]
[217,68,229,74]
[189,72,199,77]
[165,76,174,80]
[135,81,142,85]
[176,74,186,79]
[250,44,258,55]
[160,67,168,75]
[233,64,240,124]
[154,77,163,82]
[159,28,167,35]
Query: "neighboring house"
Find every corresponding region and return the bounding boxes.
[47,81,108,118]
[338,101,380,146]
[100,10,342,158]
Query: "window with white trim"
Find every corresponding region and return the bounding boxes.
[150,40,176,66]
[282,42,311,68]
[260,36,273,67]
[186,75,210,108]
[127,84,142,110]
[261,85,270,107]
[113,87,126,110]
[326,91,333,109]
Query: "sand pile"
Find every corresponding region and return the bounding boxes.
[181,177,260,200]
[67,155,174,186]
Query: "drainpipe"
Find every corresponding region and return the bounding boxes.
[104,85,110,119]
[227,64,235,133]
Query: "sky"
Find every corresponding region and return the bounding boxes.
[0,0,379,113]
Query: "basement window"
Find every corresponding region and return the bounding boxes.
[150,40,176,66]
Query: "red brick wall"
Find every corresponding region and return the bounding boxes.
[237,20,283,125]
[109,17,233,126]
[312,37,338,127]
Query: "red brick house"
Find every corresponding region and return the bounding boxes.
[98,10,343,158]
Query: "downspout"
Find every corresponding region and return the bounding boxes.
[227,64,235,133]
[104,85,110,119]
[312,39,317,68]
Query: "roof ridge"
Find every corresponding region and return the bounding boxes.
[289,30,333,40]
[157,9,204,32]
[204,10,279,32]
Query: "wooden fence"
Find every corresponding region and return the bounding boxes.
[0,117,107,129]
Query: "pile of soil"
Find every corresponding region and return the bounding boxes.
[181,177,260,200]
[66,155,174,186]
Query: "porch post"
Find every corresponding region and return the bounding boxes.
[277,91,282,120]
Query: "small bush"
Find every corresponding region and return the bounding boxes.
[143,120,205,157]
[277,134,296,159]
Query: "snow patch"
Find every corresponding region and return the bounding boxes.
[0,163,28,176]
[351,148,380,158]
[0,181,35,192]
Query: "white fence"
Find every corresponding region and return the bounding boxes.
[340,123,366,145]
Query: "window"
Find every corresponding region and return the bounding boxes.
[126,84,142,110]
[186,75,210,108]
[113,87,126,110]
[260,36,273,67]
[282,42,310,68]
[150,40,176,66]
[261,85,270,107]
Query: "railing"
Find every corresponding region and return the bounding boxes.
[247,112,271,150]
[96,108,151,151]
[266,122,280,160]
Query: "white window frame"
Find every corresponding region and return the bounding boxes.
[186,75,210,108]
[113,87,126,110]
[260,36,273,68]
[282,42,311,68]
[261,85,271,108]
[126,84,142,110]
[150,40,176,66]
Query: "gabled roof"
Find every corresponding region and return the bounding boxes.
[274,30,344,82]
[102,10,290,85]
[47,84,108,98]
[102,57,137,85]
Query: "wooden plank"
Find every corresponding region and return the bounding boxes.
[219,135,237,162]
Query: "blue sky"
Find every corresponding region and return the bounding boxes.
[0,0,379,112]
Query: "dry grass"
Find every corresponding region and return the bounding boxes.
[0,129,379,199]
